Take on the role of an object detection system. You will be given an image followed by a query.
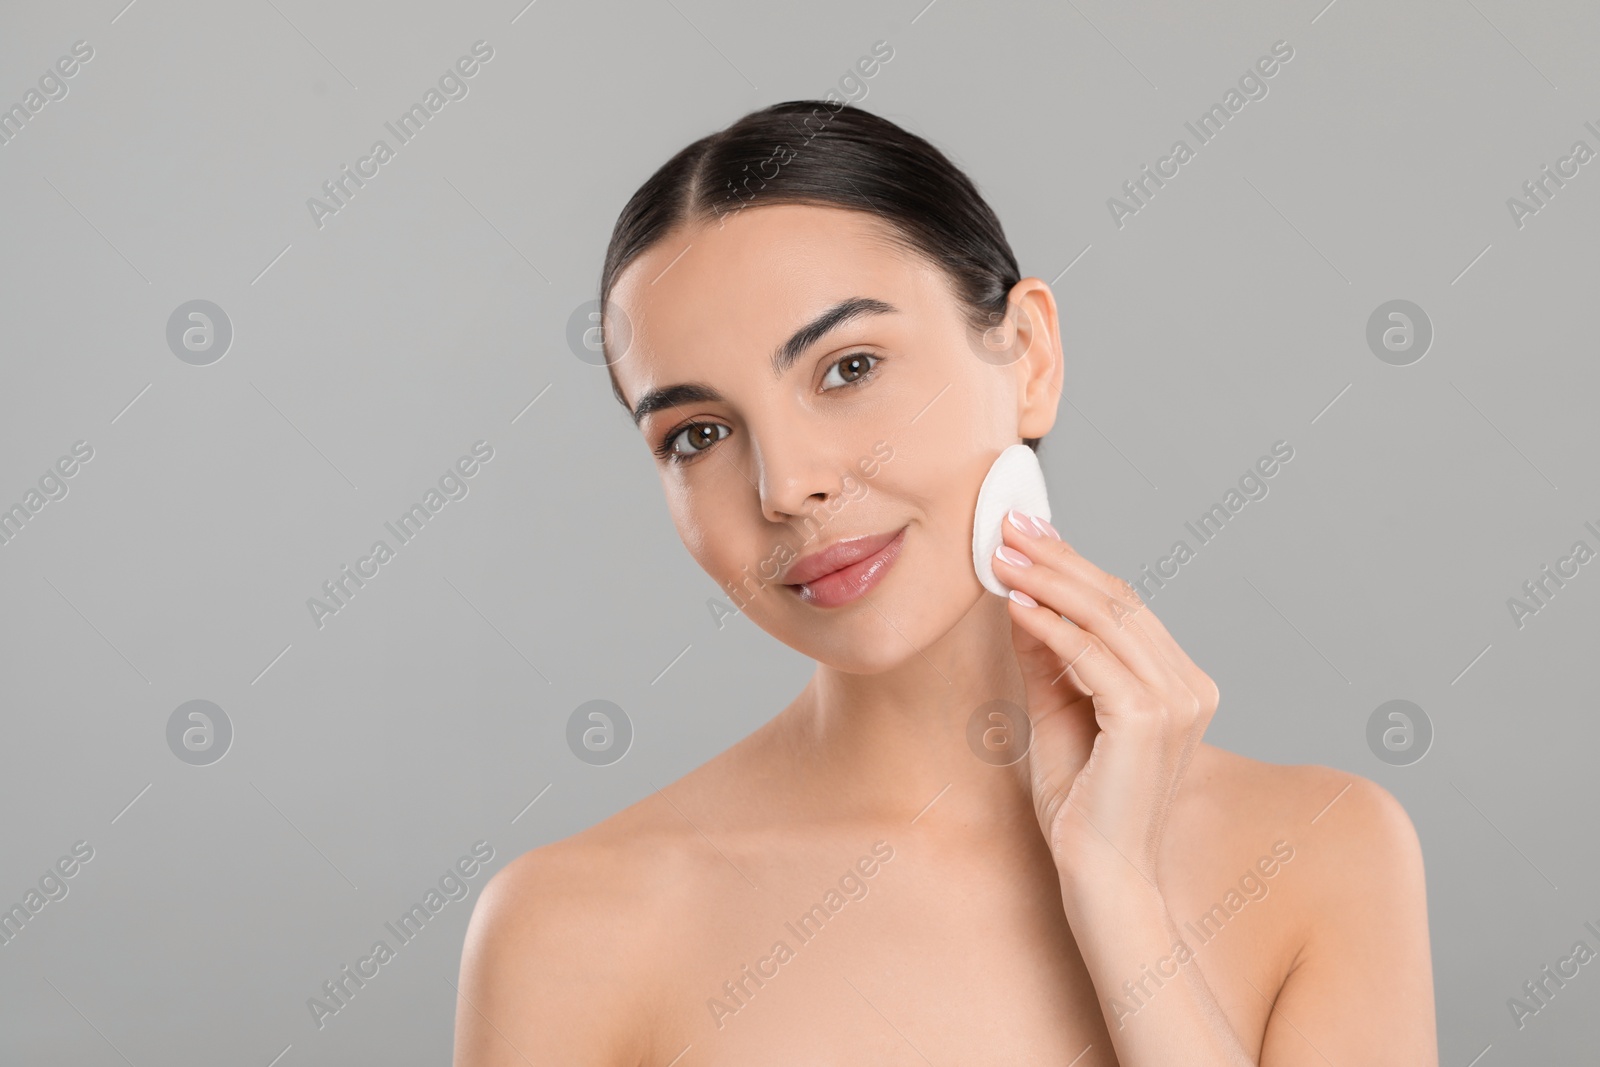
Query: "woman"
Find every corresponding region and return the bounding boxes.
[453,100,1437,1065]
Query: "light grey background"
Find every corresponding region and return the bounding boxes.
[2,0,1597,1062]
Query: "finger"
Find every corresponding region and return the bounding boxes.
[995,528,1179,695]
[1009,593,1096,702]
[1005,593,1154,728]
[1011,513,1147,610]
[1003,515,1215,708]
[1083,580,1208,698]
[1103,601,1219,722]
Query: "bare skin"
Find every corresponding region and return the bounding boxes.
[452,204,1437,1065]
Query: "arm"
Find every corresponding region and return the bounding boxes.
[991,512,1433,1064]
[1057,772,1437,1065]
[1059,871,1256,1064]
[994,510,1255,1063]
[1255,773,1437,1065]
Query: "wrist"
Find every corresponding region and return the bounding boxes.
[1056,868,1178,976]
[1056,860,1166,920]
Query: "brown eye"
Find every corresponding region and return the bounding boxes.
[821,352,880,391]
[660,422,730,463]
[682,425,721,451]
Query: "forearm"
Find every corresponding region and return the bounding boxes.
[1059,869,1257,1067]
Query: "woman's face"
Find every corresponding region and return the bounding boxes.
[608,203,1060,673]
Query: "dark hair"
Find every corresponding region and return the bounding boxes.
[598,99,1040,453]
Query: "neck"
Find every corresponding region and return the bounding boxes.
[774,590,1041,836]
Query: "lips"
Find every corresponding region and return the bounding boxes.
[781,525,908,608]
[783,527,905,586]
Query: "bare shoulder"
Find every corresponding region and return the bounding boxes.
[1178,742,1426,900]
[1185,742,1421,834]
[1175,744,1435,1062]
[452,790,711,1067]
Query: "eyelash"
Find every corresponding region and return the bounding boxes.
[653,351,882,466]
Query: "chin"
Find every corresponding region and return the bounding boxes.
[806,640,930,676]
[780,594,965,674]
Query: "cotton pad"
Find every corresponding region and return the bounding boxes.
[972,443,1053,597]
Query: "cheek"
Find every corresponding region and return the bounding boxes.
[671,495,706,552]
[876,437,990,537]
[663,480,720,573]
[879,445,1001,597]
[666,481,782,591]
[920,340,1023,452]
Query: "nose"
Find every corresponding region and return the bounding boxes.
[751,418,845,524]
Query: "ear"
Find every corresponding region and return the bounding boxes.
[1006,278,1064,442]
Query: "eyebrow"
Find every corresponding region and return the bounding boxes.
[629,296,899,427]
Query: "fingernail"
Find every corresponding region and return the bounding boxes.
[1004,508,1043,537]
[1008,588,1038,607]
[1034,516,1061,541]
[995,545,1031,568]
